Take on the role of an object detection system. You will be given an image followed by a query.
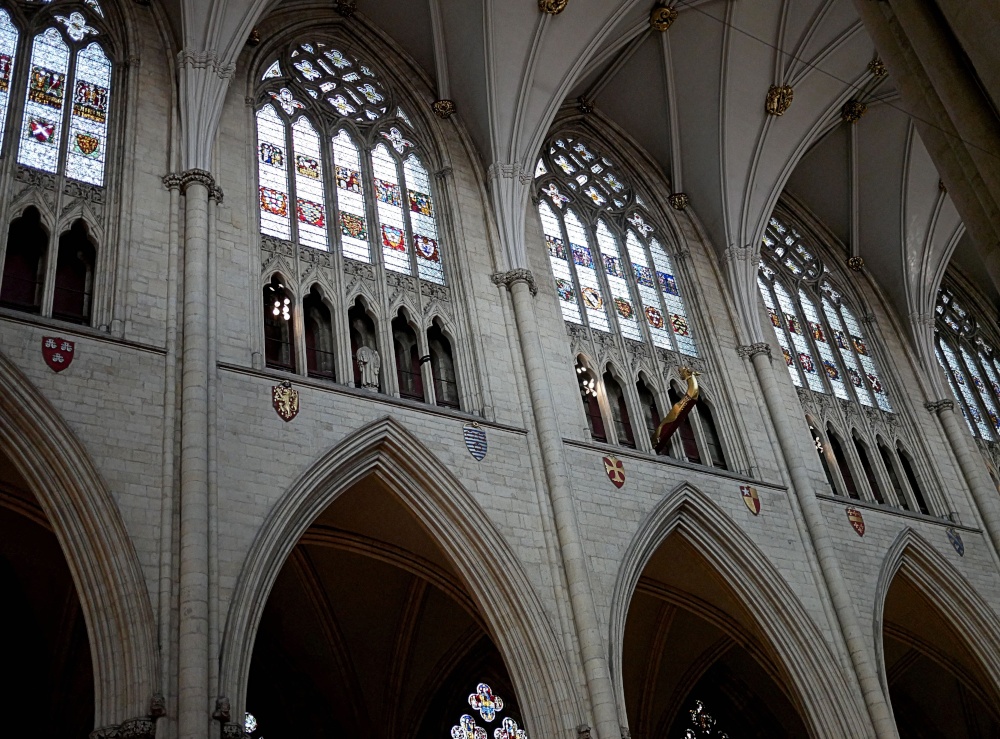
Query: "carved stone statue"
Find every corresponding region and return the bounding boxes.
[356,345,381,390]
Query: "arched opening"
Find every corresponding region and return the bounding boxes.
[852,431,885,504]
[696,400,726,470]
[0,445,94,736]
[303,286,335,380]
[52,219,96,324]
[348,298,379,391]
[827,425,860,499]
[809,423,838,495]
[668,381,699,463]
[427,320,459,409]
[263,275,295,372]
[245,474,527,738]
[883,571,1000,736]
[604,367,635,448]
[896,445,930,515]
[576,358,605,442]
[392,309,424,402]
[636,375,660,452]
[878,440,909,511]
[622,536,808,737]
[0,206,48,313]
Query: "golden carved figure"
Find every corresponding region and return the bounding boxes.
[539,0,569,14]
[765,84,794,116]
[653,367,700,453]
[650,5,678,31]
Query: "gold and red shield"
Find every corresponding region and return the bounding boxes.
[272,381,299,422]
[740,485,761,515]
[603,455,625,489]
[42,336,75,372]
[846,507,865,537]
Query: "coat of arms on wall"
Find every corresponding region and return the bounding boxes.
[947,527,965,557]
[846,507,865,537]
[740,485,761,515]
[42,336,75,372]
[463,423,487,461]
[603,455,625,489]
[271,380,299,422]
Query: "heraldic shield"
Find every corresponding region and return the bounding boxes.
[603,455,626,489]
[846,507,865,537]
[947,527,965,556]
[463,423,487,461]
[42,336,75,372]
[740,485,761,515]
[272,381,299,422]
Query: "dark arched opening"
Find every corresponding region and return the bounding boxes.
[304,286,335,380]
[878,441,909,511]
[852,431,885,504]
[604,368,635,448]
[636,376,660,452]
[392,309,424,402]
[896,446,930,515]
[827,425,859,499]
[427,321,459,409]
[263,275,295,372]
[810,423,838,495]
[53,220,96,324]
[0,207,48,313]
[668,382,699,463]
[348,298,379,391]
[697,401,727,470]
[576,359,605,442]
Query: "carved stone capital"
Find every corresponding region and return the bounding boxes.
[668,192,689,210]
[221,723,244,739]
[432,99,456,119]
[487,161,532,186]
[434,166,453,181]
[149,693,166,718]
[89,727,119,739]
[724,243,755,264]
[841,99,867,124]
[673,247,691,263]
[161,173,184,191]
[176,50,236,80]
[650,4,678,31]
[177,168,216,193]
[492,269,538,296]
[765,84,793,116]
[539,0,569,14]
[926,399,955,414]
[577,726,592,739]
[737,343,771,359]
[212,695,232,722]
[868,56,887,78]
[210,185,225,203]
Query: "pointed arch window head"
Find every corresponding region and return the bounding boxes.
[286,43,389,124]
[757,213,892,411]
[535,133,699,355]
[0,10,19,148]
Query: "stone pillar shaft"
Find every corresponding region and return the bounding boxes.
[178,171,213,739]
[505,274,619,739]
[747,347,897,739]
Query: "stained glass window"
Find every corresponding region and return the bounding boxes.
[935,287,1000,440]
[538,202,582,324]
[65,42,111,185]
[291,116,327,250]
[758,213,893,411]
[289,43,389,123]
[535,134,699,354]
[331,129,369,263]
[371,143,410,275]
[404,155,443,284]
[0,11,18,153]
[20,28,70,174]
[255,105,291,240]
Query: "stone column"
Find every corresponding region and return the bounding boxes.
[927,399,1000,552]
[494,269,620,739]
[177,168,214,739]
[742,343,897,739]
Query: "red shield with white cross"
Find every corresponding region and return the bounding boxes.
[603,455,625,489]
[846,507,865,537]
[41,336,75,372]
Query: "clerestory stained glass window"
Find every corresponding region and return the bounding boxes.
[757,214,892,411]
[13,5,113,186]
[255,41,447,283]
[935,286,1000,440]
[534,135,698,355]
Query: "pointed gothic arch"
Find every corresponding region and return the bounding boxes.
[873,527,1000,719]
[219,416,580,739]
[608,482,870,738]
[0,351,158,726]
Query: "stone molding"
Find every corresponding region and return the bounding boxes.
[492,269,538,296]
[175,168,216,193]
[176,50,236,80]
[724,244,755,264]
[487,161,532,186]
[737,343,771,359]
[88,718,156,739]
[925,399,956,414]
[432,99,456,119]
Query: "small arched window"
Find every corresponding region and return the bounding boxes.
[852,431,884,504]
[604,367,635,448]
[427,321,459,409]
[392,310,423,402]
[897,444,930,515]
[348,298,379,390]
[827,425,860,499]
[263,275,295,372]
[810,423,838,495]
[757,215,891,411]
[697,401,727,470]
[52,219,95,323]
[576,359,605,442]
[934,286,1000,440]
[635,375,660,444]
[303,286,335,379]
[535,136,697,355]
[878,439,909,511]
[0,206,47,313]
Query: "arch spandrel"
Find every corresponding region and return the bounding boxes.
[0,350,158,726]
[219,415,581,739]
[608,482,869,739]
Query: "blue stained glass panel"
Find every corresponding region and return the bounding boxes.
[650,238,697,356]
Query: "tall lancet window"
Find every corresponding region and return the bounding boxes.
[8,3,113,186]
[757,215,892,411]
[534,135,698,356]
[934,286,1000,440]
[253,42,447,283]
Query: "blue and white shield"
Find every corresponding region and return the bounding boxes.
[463,423,487,461]
[947,527,965,557]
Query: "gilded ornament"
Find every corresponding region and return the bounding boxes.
[650,5,679,31]
[432,99,456,119]
[868,56,887,78]
[841,99,867,123]
[653,367,699,452]
[765,85,793,116]
[577,96,594,114]
[668,192,689,210]
[539,0,569,14]
[246,29,261,47]
[847,255,864,272]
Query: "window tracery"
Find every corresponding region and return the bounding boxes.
[934,286,1000,441]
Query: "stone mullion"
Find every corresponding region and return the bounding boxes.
[361,142,396,396]
[322,128,352,386]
